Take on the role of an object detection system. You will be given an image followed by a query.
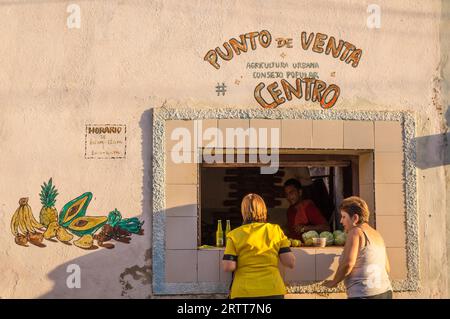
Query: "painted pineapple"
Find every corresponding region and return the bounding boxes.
[39,178,59,227]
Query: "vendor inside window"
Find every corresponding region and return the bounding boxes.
[284,178,330,240]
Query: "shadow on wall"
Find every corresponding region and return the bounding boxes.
[36,107,337,298]
[283,251,337,287]
[447,107,450,165]
[414,107,450,169]
[38,109,154,299]
[315,253,338,282]
[39,237,152,299]
[37,204,207,299]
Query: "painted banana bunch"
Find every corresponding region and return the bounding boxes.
[10,197,45,247]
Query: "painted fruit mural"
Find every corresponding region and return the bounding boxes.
[10,197,45,247]
[39,178,58,227]
[10,178,144,249]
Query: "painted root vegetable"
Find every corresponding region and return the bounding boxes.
[302,230,319,246]
[15,234,28,246]
[28,232,44,243]
[39,178,59,227]
[95,224,131,245]
[319,231,334,246]
[10,197,44,247]
[93,209,145,246]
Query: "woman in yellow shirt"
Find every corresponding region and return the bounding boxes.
[222,193,296,299]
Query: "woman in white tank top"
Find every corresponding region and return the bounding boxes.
[322,196,393,299]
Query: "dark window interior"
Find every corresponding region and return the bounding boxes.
[199,153,359,246]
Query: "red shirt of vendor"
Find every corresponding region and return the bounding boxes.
[284,178,330,240]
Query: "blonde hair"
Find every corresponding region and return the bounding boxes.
[241,193,267,223]
[339,196,370,225]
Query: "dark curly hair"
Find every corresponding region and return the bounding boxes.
[283,178,302,190]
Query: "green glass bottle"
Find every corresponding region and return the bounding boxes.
[216,220,224,247]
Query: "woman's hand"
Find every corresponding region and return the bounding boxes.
[222,260,236,272]
[322,280,337,288]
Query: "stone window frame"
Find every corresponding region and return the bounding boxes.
[152,107,419,295]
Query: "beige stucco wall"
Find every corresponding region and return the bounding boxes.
[441,0,450,299]
[0,0,448,298]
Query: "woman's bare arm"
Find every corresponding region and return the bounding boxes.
[323,228,360,288]
[279,252,295,269]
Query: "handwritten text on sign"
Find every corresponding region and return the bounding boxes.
[85,124,127,159]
